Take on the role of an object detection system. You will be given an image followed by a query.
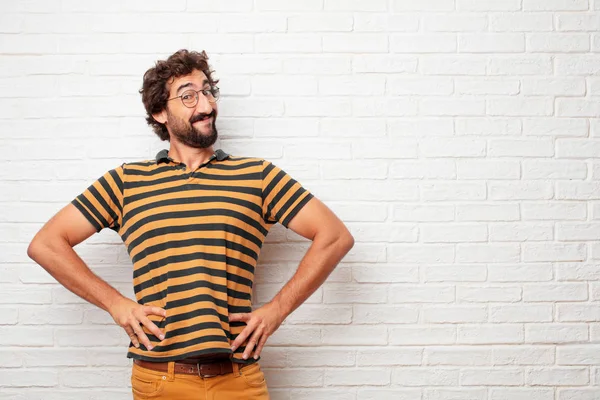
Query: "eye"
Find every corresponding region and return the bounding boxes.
[181,93,193,101]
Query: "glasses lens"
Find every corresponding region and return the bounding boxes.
[181,91,197,107]
[210,87,220,102]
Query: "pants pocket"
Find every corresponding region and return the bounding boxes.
[240,362,267,388]
[131,364,167,397]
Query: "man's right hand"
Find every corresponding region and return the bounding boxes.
[109,296,167,350]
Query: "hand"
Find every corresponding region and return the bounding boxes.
[108,296,166,350]
[229,302,286,360]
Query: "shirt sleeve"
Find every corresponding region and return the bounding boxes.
[261,160,313,228]
[71,165,124,232]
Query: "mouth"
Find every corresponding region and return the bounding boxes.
[192,114,213,125]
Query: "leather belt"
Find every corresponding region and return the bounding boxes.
[134,358,234,378]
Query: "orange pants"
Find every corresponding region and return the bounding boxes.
[131,360,270,400]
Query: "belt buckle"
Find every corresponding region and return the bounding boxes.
[197,362,217,378]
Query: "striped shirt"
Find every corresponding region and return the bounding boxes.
[71,149,313,363]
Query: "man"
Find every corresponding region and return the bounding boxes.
[27,49,354,399]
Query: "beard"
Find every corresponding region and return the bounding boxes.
[167,109,218,149]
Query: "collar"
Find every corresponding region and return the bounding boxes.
[155,149,230,164]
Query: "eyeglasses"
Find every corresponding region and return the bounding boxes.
[167,86,220,108]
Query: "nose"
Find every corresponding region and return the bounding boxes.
[194,92,213,115]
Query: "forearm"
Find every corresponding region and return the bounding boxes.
[269,233,354,319]
[27,236,125,314]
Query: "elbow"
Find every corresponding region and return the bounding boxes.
[341,230,355,253]
[27,235,43,262]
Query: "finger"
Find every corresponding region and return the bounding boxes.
[229,313,251,323]
[131,320,153,350]
[139,315,165,341]
[243,328,263,360]
[231,324,256,352]
[253,334,269,359]
[124,326,140,348]
[144,306,167,318]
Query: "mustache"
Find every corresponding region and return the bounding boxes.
[190,112,215,124]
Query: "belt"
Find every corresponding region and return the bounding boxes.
[134,358,234,378]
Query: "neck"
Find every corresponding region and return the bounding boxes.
[168,139,215,171]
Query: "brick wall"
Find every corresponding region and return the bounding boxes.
[1,1,600,399]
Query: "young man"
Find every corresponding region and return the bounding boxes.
[27,49,354,399]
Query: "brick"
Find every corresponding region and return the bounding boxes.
[421,182,486,201]
[422,306,487,323]
[392,368,459,386]
[256,34,321,53]
[558,345,600,365]
[526,324,588,343]
[523,0,589,11]
[458,0,521,10]
[456,204,520,221]
[420,138,486,157]
[489,182,553,200]
[324,0,387,11]
[457,160,520,179]
[457,286,522,302]
[354,14,419,32]
[557,14,600,31]
[391,34,457,53]
[491,13,554,31]
[490,305,553,322]
[458,324,524,344]
[390,160,456,179]
[456,78,519,95]
[390,326,456,345]
[490,223,553,242]
[325,368,391,386]
[357,347,422,366]
[526,367,589,386]
[459,33,525,53]
[390,285,455,303]
[424,265,487,282]
[423,14,488,32]
[557,304,600,322]
[421,224,487,243]
[392,0,455,11]
[322,326,387,345]
[323,34,388,53]
[425,346,491,366]
[557,182,600,200]
[323,284,388,304]
[490,388,555,400]
[523,118,588,136]
[489,56,553,75]
[421,56,487,75]
[523,160,587,179]
[493,346,555,365]
[522,202,587,220]
[527,34,590,52]
[461,368,523,386]
[489,138,554,157]
[456,244,520,263]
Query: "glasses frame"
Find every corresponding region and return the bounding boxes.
[167,86,220,108]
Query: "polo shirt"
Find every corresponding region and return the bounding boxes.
[71,149,314,364]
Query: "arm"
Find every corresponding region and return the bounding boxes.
[230,197,354,359]
[27,203,166,349]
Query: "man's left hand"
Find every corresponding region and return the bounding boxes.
[229,302,286,360]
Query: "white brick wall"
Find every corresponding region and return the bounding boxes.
[2,1,600,399]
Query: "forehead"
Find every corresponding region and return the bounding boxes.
[167,69,209,94]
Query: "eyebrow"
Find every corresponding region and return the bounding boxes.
[176,79,210,95]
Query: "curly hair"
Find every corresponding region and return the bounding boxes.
[140,49,219,141]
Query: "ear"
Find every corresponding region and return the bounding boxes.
[152,109,167,125]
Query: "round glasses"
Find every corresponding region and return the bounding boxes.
[168,87,220,108]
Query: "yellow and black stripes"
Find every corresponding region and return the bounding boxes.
[71,150,312,364]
